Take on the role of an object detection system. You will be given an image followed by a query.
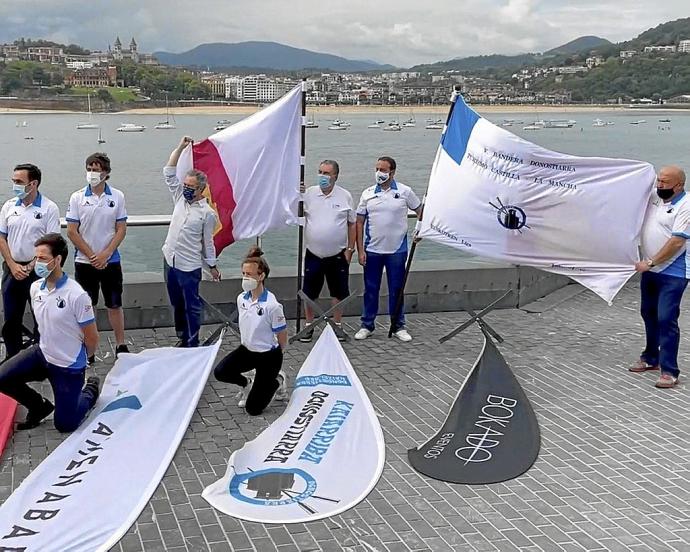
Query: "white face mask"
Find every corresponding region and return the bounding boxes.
[375,170,389,185]
[86,170,103,186]
[242,277,259,292]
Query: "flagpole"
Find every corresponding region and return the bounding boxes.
[296,79,307,333]
[387,84,463,338]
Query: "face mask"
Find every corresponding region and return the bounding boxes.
[657,187,675,200]
[242,277,259,292]
[375,171,389,185]
[183,187,196,202]
[86,171,102,186]
[34,259,54,278]
[12,183,29,199]
[318,175,331,189]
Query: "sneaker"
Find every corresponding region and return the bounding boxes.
[629,359,659,373]
[237,375,254,408]
[393,328,412,342]
[17,398,54,431]
[274,370,289,401]
[88,354,95,366]
[333,322,347,342]
[115,344,130,358]
[298,323,314,343]
[354,328,373,340]
[655,372,678,388]
[84,376,101,400]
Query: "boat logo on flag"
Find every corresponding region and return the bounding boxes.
[490,197,530,232]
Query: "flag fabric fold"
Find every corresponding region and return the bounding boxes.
[418,96,656,303]
[177,84,302,254]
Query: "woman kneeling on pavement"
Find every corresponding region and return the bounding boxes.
[213,247,288,415]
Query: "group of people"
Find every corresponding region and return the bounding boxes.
[0,137,686,434]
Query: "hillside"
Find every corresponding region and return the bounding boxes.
[155,41,393,72]
[545,36,611,55]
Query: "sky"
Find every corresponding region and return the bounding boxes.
[1,1,688,67]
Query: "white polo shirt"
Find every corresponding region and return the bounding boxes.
[303,184,356,258]
[162,166,218,271]
[30,273,96,369]
[0,193,60,263]
[66,183,127,264]
[641,191,690,279]
[357,180,421,255]
[237,289,287,352]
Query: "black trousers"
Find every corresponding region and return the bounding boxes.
[214,345,283,416]
[2,262,39,359]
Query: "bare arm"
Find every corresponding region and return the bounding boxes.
[67,222,96,260]
[277,329,288,350]
[82,322,99,358]
[168,136,193,167]
[356,215,366,266]
[635,236,686,272]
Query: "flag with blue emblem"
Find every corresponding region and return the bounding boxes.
[418,95,656,303]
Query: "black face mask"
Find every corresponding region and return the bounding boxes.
[657,188,675,200]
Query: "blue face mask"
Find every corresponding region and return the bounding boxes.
[12,183,29,199]
[182,187,196,203]
[318,175,331,189]
[34,259,55,278]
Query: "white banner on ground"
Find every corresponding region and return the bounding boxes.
[203,326,385,523]
[0,341,222,552]
[418,96,656,303]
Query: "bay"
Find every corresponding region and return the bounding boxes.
[2,109,688,273]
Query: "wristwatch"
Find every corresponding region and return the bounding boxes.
[346,247,355,252]
[646,259,655,268]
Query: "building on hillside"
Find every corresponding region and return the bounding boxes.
[555,66,588,74]
[112,37,139,62]
[0,44,20,61]
[25,46,64,64]
[64,66,117,88]
[644,45,676,53]
[619,50,637,58]
[586,56,604,68]
[201,75,227,98]
[678,40,690,53]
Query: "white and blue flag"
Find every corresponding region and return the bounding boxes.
[418,96,656,303]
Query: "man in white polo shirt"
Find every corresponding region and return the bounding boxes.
[632,165,689,389]
[355,156,422,342]
[299,159,356,342]
[66,152,129,359]
[163,136,221,348]
[0,163,60,360]
[0,233,100,432]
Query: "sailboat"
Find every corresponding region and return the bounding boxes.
[154,94,176,129]
[76,94,99,130]
[97,127,106,144]
[402,111,416,127]
[305,111,318,128]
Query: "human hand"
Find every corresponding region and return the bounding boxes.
[634,260,651,273]
[344,249,353,263]
[178,136,193,150]
[10,261,28,280]
[210,267,221,282]
[358,251,366,266]
[90,251,110,270]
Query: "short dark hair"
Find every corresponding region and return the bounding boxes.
[14,163,41,186]
[85,152,111,179]
[34,233,69,266]
[320,159,340,176]
[377,156,396,171]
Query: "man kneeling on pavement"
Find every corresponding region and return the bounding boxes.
[0,233,100,432]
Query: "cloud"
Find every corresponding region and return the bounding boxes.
[0,1,687,66]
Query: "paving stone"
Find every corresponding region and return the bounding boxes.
[3,283,690,551]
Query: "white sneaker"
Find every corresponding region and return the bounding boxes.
[273,370,289,401]
[237,375,254,408]
[354,328,373,340]
[393,328,412,342]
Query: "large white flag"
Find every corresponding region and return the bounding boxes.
[0,341,221,552]
[177,84,302,255]
[418,96,656,303]
[203,326,385,523]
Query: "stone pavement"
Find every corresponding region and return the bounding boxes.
[3,281,690,552]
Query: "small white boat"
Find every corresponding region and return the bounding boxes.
[77,94,99,129]
[332,118,351,127]
[217,119,232,125]
[97,128,106,144]
[382,122,402,131]
[214,124,228,131]
[367,122,382,129]
[116,123,146,132]
[630,120,647,125]
[543,119,575,128]
[328,124,348,131]
[659,118,671,123]
[592,118,606,127]
[305,121,319,128]
[522,124,542,130]
[154,95,176,129]
[402,115,416,127]
[425,122,444,130]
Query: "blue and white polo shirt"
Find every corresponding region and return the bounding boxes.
[237,289,287,352]
[30,274,96,369]
[641,191,690,279]
[66,183,127,264]
[0,193,60,263]
[357,180,421,255]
